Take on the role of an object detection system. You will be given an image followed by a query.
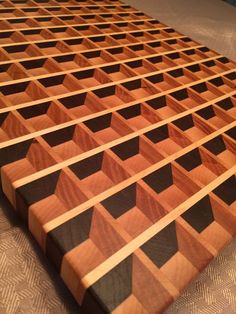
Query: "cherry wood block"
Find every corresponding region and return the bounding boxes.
[18,100,71,131]
[117,102,160,130]
[0,81,49,106]
[83,112,133,143]
[0,62,29,82]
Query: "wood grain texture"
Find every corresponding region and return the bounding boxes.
[0,0,235,313]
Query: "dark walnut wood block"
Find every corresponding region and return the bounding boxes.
[0,0,236,313]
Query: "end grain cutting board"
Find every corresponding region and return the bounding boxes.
[0,0,235,312]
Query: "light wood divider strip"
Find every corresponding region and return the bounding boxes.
[0,39,203,65]
[1,58,231,150]
[0,10,148,21]
[0,3,136,10]
[0,5,127,9]
[0,4,131,10]
[0,0,125,5]
[0,15,149,33]
[0,2,130,8]
[13,93,236,187]
[0,1,126,5]
[81,164,236,289]
[42,121,236,237]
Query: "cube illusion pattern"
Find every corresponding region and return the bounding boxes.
[0,0,235,313]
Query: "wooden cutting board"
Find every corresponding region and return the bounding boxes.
[0,0,235,312]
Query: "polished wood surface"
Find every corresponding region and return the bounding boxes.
[0,0,235,313]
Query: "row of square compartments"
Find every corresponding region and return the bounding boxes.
[0,23,184,58]
[0,31,190,62]
[0,86,235,143]
[0,12,151,31]
[1,109,235,197]
[0,35,207,69]
[12,150,236,251]
[0,23,178,46]
[0,0,125,9]
[0,59,235,108]
[0,3,135,18]
[0,49,234,85]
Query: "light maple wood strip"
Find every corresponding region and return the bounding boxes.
[81,164,236,290]
[41,121,236,235]
[5,0,124,4]
[0,2,130,7]
[0,4,127,8]
[0,24,167,47]
[0,0,125,5]
[0,41,205,65]
[0,4,131,10]
[0,12,151,21]
[1,75,235,156]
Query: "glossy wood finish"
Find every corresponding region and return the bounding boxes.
[0,0,236,313]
